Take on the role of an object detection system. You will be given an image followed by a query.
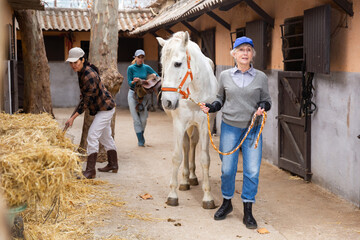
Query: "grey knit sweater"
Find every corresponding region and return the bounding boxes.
[216,68,271,128]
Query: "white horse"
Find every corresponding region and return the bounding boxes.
[157,31,218,209]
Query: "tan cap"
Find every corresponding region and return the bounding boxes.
[66,47,85,62]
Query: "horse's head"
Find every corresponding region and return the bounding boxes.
[157,31,192,110]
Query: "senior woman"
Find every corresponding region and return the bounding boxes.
[127,49,159,147]
[200,37,271,229]
[65,47,118,179]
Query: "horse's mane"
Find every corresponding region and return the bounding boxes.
[160,32,185,67]
[160,31,218,102]
[160,32,211,75]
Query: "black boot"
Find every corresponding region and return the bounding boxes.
[243,202,257,229]
[98,150,118,173]
[82,153,97,179]
[214,198,233,220]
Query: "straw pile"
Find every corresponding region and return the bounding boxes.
[24,180,122,239]
[0,112,157,239]
[0,112,82,208]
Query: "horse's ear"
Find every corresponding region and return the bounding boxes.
[183,31,189,47]
[157,37,166,47]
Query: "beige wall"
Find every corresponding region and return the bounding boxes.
[330,1,359,72]
[143,33,158,61]
[65,31,91,59]
[268,0,360,72]
[20,31,91,60]
[1,2,14,112]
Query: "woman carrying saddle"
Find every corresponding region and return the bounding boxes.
[127,49,160,147]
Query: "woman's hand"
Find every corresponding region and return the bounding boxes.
[256,107,265,116]
[65,117,74,129]
[149,73,157,79]
[199,102,210,114]
[64,112,79,129]
[132,77,140,84]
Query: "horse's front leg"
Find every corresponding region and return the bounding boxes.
[179,130,190,191]
[199,120,215,209]
[179,126,199,190]
[189,126,199,186]
[167,124,185,206]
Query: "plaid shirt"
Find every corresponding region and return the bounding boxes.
[77,64,115,116]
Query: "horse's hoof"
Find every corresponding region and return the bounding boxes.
[189,178,199,186]
[166,197,179,206]
[202,200,216,209]
[179,184,190,191]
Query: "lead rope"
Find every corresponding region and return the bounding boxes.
[189,97,267,155]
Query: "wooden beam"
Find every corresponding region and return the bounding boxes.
[150,32,160,38]
[332,0,353,16]
[219,0,244,11]
[181,21,200,36]
[244,0,274,27]
[206,11,231,31]
[165,28,174,34]
[8,0,44,10]
[187,15,202,22]
[163,23,175,35]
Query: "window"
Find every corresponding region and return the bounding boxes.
[118,37,144,62]
[280,16,304,71]
[281,5,330,73]
[230,27,246,49]
[44,36,65,61]
[80,41,90,59]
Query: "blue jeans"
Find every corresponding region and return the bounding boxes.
[128,89,150,134]
[219,121,262,202]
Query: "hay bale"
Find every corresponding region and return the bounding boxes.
[0,113,128,239]
[0,112,82,208]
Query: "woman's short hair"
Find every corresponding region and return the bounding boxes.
[230,44,256,64]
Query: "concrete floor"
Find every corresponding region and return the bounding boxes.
[54,107,360,240]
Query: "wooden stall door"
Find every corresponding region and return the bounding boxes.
[278,71,312,181]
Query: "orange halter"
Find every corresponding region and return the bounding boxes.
[161,51,193,99]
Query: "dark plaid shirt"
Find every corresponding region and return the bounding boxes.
[77,64,115,116]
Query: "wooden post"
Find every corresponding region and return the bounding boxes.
[14,10,53,115]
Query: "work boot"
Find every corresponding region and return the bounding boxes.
[142,131,145,145]
[214,198,233,220]
[98,150,118,173]
[82,152,97,179]
[243,202,257,229]
[136,132,145,147]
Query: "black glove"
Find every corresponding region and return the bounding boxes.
[205,101,222,113]
[257,101,271,111]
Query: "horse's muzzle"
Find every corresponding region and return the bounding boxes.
[162,99,179,110]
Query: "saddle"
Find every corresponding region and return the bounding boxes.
[134,75,162,112]
[142,75,161,91]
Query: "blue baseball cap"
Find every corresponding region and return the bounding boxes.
[134,49,145,57]
[233,36,254,49]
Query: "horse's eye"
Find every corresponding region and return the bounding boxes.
[174,62,182,67]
